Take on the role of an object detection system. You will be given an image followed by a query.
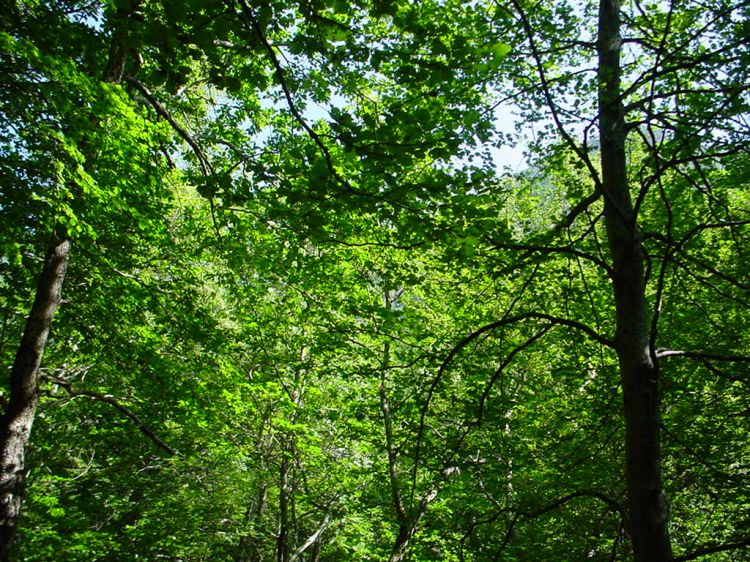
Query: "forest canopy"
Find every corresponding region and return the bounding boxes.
[1,0,749,561]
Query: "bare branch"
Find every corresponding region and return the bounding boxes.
[417,312,613,436]
[525,490,625,520]
[233,0,369,199]
[559,190,603,231]
[410,313,613,513]
[490,240,612,274]
[41,374,176,457]
[675,537,750,562]
[318,238,424,251]
[415,311,611,455]
[677,220,750,249]
[489,490,624,557]
[656,349,750,362]
[288,515,331,562]
[124,76,212,176]
[507,0,601,187]
[124,75,223,242]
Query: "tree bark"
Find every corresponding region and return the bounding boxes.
[0,239,70,560]
[597,1,673,560]
[389,525,417,562]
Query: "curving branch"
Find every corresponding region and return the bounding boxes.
[124,76,212,176]
[675,537,750,562]
[657,349,750,387]
[124,75,223,242]
[410,312,613,508]
[676,220,750,249]
[417,311,612,447]
[490,240,613,274]
[559,189,603,231]
[233,0,369,199]
[670,255,750,309]
[444,314,614,373]
[318,237,424,250]
[656,349,750,363]
[41,374,176,457]
[506,0,602,189]
[678,253,750,292]
[472,326,551,429]
[622,36,746,101]
[524,490,625,520]
[419,312,613,423]
[488,490,624,558]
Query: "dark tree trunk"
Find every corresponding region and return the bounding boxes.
[597,1,673,560]
[389,525,417,562]
[0,239,70,560]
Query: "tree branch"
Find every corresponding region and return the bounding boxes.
[675,537,750,562]
[288,514,331,562]
[559,189,603,231]
[524,490,625,520]
[124,76,212,175]
[507,0,602,188]
[490,240,613,274]
[41,374,176,457]
[233,0,367,199]
[656,349,750,362]
[123,75,223,243]
[411,313,613,510]
[489,490,624,557]
[378,342,407,523]
[416,312,611,451]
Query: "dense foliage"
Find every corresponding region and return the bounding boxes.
[1,0,749,561]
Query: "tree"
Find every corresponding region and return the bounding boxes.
[0,1,164,554]
[3,0,750,560]
[253,0,749,558]
[424,0,750,559]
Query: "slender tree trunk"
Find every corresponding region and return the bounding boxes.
[388,484,440,562]
[0,239,70,560]
[597,1,673,560]
[277,450,291,562]
[236,484,267,562]
[378,340,412,562]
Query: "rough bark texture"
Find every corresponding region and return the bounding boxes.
[0,239,70,560]
[597,0,673,560]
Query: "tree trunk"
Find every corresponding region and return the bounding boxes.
[277,453,291,562]
[389,525,418,562]
[236,484,267,562]
[597,1,673,560]
[0,239,70,560]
